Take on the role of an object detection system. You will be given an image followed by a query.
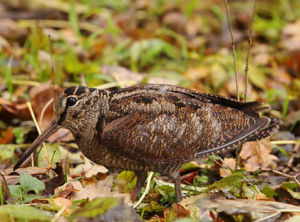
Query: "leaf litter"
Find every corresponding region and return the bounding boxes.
[0,0,299,221]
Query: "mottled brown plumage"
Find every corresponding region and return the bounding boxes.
[14,84,281,201]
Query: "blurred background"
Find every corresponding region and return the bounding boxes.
[0,0,299,221]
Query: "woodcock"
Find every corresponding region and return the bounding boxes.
[14,84,281,201]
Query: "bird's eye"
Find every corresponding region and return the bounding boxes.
[66,97,77,106]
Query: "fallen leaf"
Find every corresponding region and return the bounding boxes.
[281,20,300,51]
[0,19,27,41]
[182,194,300,221]
[70,197,141,221]
[240,140,278,172]
[0,128,14,144]
[70,175,131,204]
[53,197,72,208]
[54,183,77,198]
[82,159,108,178]
[0,205,52,221]
[219,158,236,178]
[0,173,10,201]
[45,164,65,194]
[2,167,48,185]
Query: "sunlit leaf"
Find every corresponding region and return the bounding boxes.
[19,172,45,194]
[0,205,52,221]
[69,197,121,219]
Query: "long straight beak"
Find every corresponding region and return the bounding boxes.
[13,120,60,170]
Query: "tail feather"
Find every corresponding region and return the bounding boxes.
[197,93,270,118]
[248,118,282,141]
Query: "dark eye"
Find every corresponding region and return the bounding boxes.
[66,97,77,106]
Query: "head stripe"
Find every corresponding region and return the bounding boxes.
[75,86,86,96]
[64,86,77,96]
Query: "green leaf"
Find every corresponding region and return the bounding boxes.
[8,185,22,199]
[38,144,61,168]
[113,170,136,193]
[0,205,52,221]
[0,181,3,205]
[23,194,42,203]
[142,201,164,213]
[262,186,277,198]
[19,172,45,194]
[282,182,298,191]
[70,197,121,220]
[208,170,245,191]
[13,127,24,144]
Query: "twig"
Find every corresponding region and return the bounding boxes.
[18,19,104,34]
[261,169,300,188]
[51,205,66,222]
[271,140,300,145]
[254,211,281,222]
[133,172,154,208]
[224,0,239,101]
[26,102,51,168]
[39,98,53,127]
[244,0,256,101]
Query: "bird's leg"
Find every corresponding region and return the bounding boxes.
[170,171,182,202]
[133,171,147,199]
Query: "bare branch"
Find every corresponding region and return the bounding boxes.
[244,0,256,101]
[224,0,239,101]
[262,169,300,188]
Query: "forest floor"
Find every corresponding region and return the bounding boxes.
[0,0,300,221]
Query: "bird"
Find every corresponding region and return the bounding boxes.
[13,84,281,202]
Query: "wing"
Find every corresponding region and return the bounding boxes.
[100,84,276,164]
[101,110,269,164]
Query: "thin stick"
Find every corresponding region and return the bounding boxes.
[26,102,51,168]
[271,140,300,145]
[244,0,256,101]
[224,0,239,101]
[39,98,53,127]
[133,172,154,208]
[261,169,300,188]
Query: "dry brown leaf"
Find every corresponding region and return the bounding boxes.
[219,158,236,178]
[69,157,108,178]
[0,19,27,41]
[182,195,300,220]
[101,65,180,86]
[82,159,108,178]
[171,203,190,218]
[53,197,72,208]
[0,174,10,201]
[240,140,278,172]
[1,167,48,185]
[55,183,77,198]
[70,175,131,204]
[255,193,269,200]
[0,98,30,119]
[0,128,14,144]
[162,11,186,33]
[60,29,78,45]
[184,65,210,81]
[281,20,300,51]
